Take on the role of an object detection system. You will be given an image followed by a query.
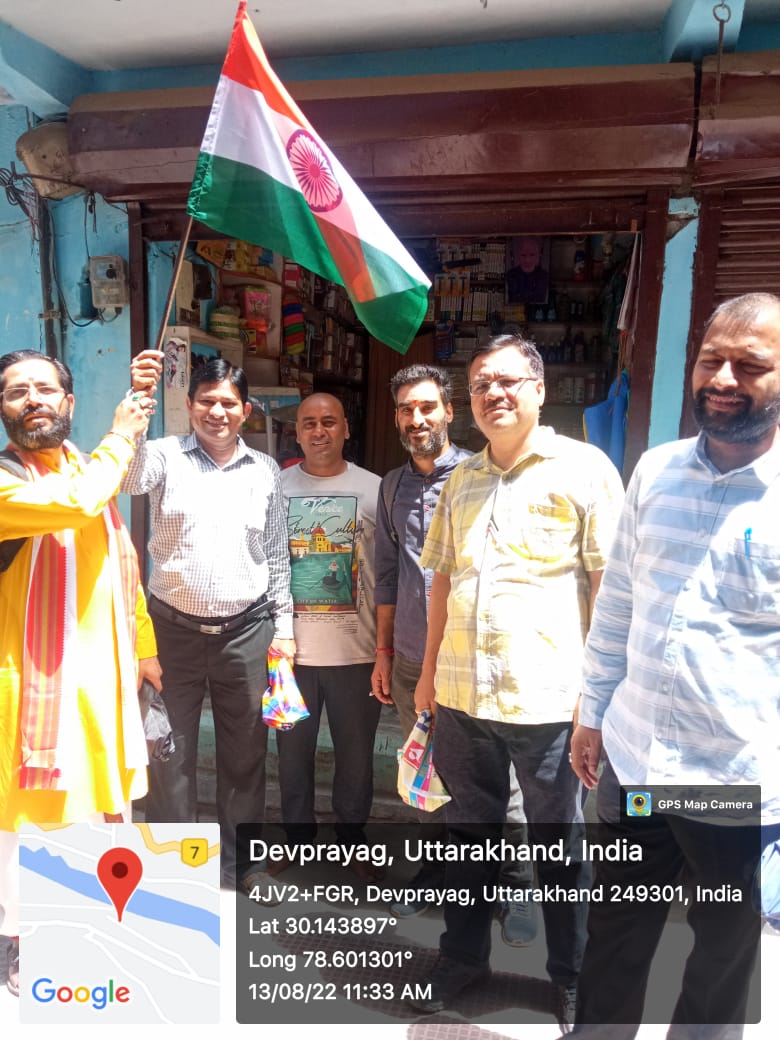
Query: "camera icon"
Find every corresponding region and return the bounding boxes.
[626,791,652,817]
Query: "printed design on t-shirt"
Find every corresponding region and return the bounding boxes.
[286,495,363,610]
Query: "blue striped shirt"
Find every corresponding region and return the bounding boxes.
[580,433,780,819]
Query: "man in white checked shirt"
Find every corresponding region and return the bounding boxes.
[123,352,294,892]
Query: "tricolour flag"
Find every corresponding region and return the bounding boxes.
[187,1,431,355]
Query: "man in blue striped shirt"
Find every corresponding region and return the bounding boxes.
[569,292,780,1038]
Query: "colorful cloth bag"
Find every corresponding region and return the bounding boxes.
[396,709,451,811]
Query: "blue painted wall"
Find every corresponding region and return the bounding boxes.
[648,199,700,449]
[0,107,45,357]
[0,110,135,455]
[51,192,132,451]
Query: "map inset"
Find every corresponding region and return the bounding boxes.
[19,822,220,1023]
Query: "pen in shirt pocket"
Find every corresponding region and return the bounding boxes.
[744,527,752,559]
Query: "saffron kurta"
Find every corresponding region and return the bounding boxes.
[0,433,154,829]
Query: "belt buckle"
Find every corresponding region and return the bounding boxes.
[199,622,225,636]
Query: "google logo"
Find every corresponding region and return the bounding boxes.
[31,977,130,1010]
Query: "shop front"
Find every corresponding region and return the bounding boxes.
[60,51,780,484]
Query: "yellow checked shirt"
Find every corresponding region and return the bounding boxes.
[0,434,155,829]
[420,428,625,723]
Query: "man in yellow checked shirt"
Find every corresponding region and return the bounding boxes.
[0,350,160,998]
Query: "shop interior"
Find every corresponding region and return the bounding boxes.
[164,230,635,475]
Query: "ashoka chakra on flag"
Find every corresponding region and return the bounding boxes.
[286,129,343,213]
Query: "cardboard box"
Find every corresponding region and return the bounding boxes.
[243,356,279,384]
[219,273,282,356]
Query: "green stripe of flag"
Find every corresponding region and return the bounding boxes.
[188,152,428,354]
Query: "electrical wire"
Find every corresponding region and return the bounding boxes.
[0,166,41,239]
[41,203,99,329]
[97,308,122,323]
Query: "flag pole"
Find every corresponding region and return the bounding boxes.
[152,214,194,354]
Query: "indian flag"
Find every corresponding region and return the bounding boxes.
[187,1,431,355]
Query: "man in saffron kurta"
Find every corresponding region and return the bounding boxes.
[0,350,158,996]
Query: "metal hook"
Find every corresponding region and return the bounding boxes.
[711,2,732,116]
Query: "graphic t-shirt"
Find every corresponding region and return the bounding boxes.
[280,462,380,666]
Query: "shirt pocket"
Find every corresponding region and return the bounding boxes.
[716,538,780,621]
[510,502,579,564]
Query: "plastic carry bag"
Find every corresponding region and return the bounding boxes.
[262,650,310,730]
[137,680,176,762]
[396,709,451,812]
[583,369,629,472]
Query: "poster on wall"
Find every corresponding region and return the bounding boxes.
[506,236,551,305]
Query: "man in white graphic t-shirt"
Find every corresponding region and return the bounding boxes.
[278,394,381,880]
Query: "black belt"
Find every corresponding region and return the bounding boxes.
[148,595,274,636]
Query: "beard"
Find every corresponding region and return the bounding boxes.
[1,402,72,450]
[693,388,780,443]
[398,418,449,458]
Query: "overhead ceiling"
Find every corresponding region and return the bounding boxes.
[0,0,778,70]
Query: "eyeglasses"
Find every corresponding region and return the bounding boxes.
[468,376,538,397]
[1,384,66,404]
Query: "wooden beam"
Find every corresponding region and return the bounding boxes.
[67,71,694,201]
[695,52,780,185]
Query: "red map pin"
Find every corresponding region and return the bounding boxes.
[97,847,143,922]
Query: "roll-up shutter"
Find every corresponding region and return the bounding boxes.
[680,180,780,437]
[713,183,780,301]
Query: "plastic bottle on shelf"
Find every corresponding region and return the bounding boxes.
[573,331,587,364]
[561,330,573,363]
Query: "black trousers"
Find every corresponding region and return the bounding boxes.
[275,663,380,843]
[433,706,589,984]
[575,760,765,1040]
[145,605,274,885]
